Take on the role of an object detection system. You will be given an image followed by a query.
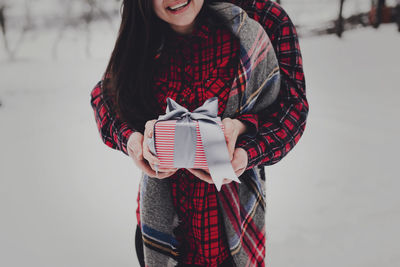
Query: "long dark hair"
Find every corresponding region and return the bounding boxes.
[103,0,234,133]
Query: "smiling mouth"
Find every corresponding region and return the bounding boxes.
[167,0,191,12]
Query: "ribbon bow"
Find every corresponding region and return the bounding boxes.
[148,97,240,191]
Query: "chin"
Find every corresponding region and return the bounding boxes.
[172,18,196,27]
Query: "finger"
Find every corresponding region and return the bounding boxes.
[158,168,178,173]
[222,118,235,160]
[145,120,156,138]
[231,158,243,172]
[129,143,143,161]
[143,147,160,165]
[227,139,235,161]
[223,178,233,184]
[136,147,144,161]
[231,150,247,177]
[222,118,233,132]
[222,118,232,142]
[139,160,176,179]
[192,169,213,184]
[232,160,245,176]
[187,168,213,184]
[127,135,144,161]
[149,163,176,173]
[134,158,157,177]
[149,163,158,172]
[142,138,160,165]
[157,170,178,179]
[231,149,244,167]
[234,167,246,177]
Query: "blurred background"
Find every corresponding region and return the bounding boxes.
[0,0,399,266]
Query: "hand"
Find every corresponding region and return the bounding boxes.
[187,168,233,185]
[127,121,178,179]
[230,147,248,177]
[222,118,247,160]
[188,147,248,185]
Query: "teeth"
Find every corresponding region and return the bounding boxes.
[169,1,188,10]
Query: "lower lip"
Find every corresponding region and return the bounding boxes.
[167,0,191,15]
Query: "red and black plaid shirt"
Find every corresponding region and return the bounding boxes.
[91,1,308,265]
[151,20,242,265]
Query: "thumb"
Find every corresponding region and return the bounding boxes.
[231,148,247,172]
[227,138,235,161]
[128,133,144,160]
[222,119,235,161]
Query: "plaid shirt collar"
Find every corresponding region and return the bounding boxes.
[166,22,210,45]
[155,21,210,59]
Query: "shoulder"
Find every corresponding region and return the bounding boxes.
[225,0,296,40]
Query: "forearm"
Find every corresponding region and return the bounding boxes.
[236,77,308,169]
[232,118,249,136]
[90,80,136,155]
[233,1,309,170]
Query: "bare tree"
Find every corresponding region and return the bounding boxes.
[336,0,346,37]
[372,0,386,28]
[397,0,400,31]
[82,0,115,57]
[0,2,9,57]
[53,0,118,59]
[0,0,34,60]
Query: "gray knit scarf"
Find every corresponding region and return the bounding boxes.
[139,2,281,266]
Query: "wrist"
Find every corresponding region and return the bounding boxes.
[237,147,249,169]
[233,119,247,136]
[131,131,143,138]
[127,131,143,149]
[235,141,254,171]
[237,147,247,157]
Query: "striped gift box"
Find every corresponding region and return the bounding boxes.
[154,120,225,169]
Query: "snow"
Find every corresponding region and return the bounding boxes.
[266,24,400,267]
[1,7,400,267]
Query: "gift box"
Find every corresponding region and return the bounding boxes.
[153,120,224,169]
[147,97,240,191]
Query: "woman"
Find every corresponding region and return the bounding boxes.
[90,0,308,266]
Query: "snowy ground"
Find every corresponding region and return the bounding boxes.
[1,8,400,267]
[266,24,400,267]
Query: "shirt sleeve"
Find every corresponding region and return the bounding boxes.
[235,113,259,138]
[235,1,309,170]
[90,80,137,156]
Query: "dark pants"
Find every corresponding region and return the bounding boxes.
[135,225,234,267]
[135,225,146,267]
